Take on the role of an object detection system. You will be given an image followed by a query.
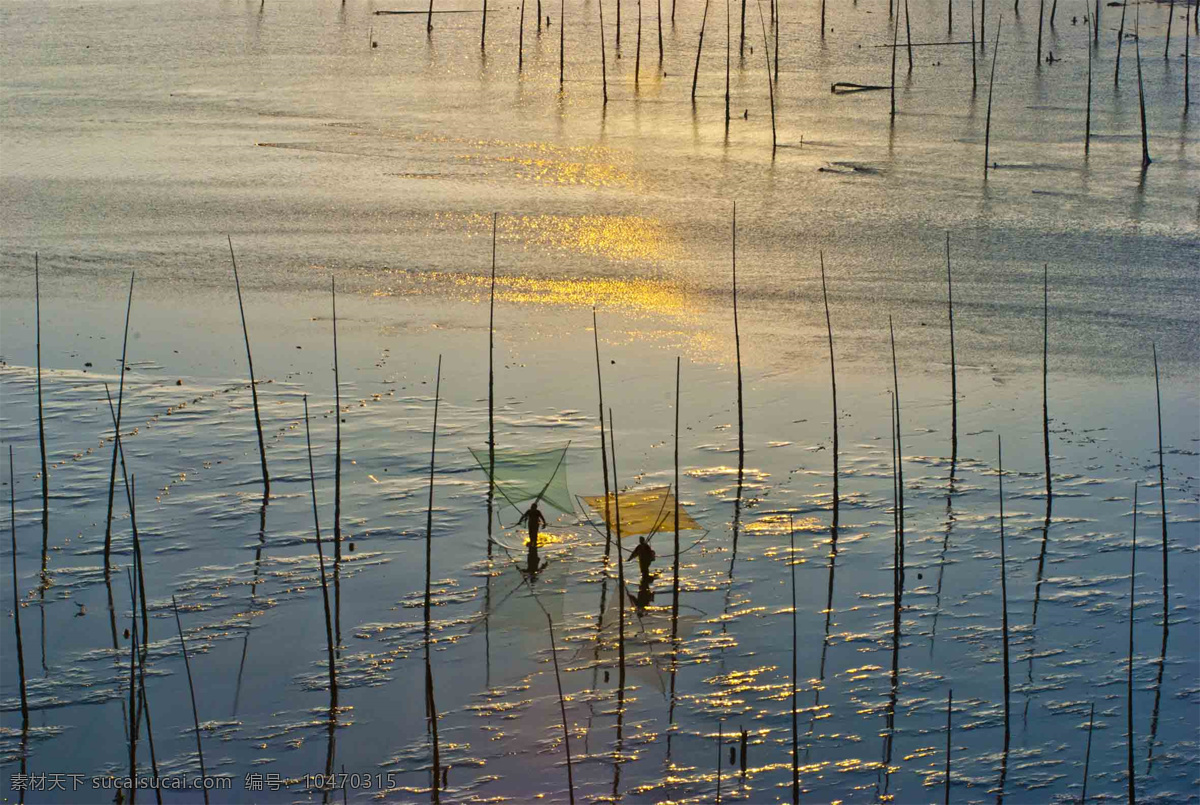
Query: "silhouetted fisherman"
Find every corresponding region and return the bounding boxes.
[518,500,548,574]
[629,536,656,581]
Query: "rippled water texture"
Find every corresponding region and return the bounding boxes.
[1,0,1198,801]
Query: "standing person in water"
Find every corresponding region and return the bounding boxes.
[629,536,656,581]
[518,500,548,574]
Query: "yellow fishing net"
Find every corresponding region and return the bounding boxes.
[581,486,701,538]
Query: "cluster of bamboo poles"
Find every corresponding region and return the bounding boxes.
[378,0,1190,168]
[6,216,1178,799]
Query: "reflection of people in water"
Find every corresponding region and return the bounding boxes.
[518,501,548,575]
[629,536,656,581]
[631,575,655,618]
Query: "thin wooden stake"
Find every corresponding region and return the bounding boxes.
[481,0,488,48]
[560,0,566,89]
[519,0,526,72]
[303,396,338,698]
[998,435,1011,740]
[427,0,434,30]
[657,0,664,63]
[984,15,1002,176]
[228,238,269,502]
[8,447,28,729]
[172,594,209,804]
[546,613,576,804]
[593,310,613,557]
[820,253,839,528]
[1127,483,1137,805]
[739,0,746,57]
[693,0,711,102]
[1152,344,1168,634]
[103,273,135,572]
[34,256,48,580]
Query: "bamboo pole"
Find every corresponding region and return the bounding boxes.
[739,0,746,57]
[774,0,779,81]
[789,517,799,804]
[34,256,48,579]
[303,396,338,698]
[725,0,731,125]
[971,0,977,88]
[657,0,663,63]
[693,0,711,102]
[1043,264,1051,503]
[126,568,139,805]
[1127,483,1137,805]
[519,0,526,72]
[609,409,626,689]
[593,309,613,558]
[1152,344,1168,635]
[1082,701,1094,801]
[546,612,576,804]
[127,521,161,804]
[946,235,958,471]
[1086,9,1093,155]
[424,357,442,630]
[1185,4,1191,109]
[732,204,744,480]
[617,0,622,52]
[716,721,723,803]
[984,16,1002,175]
[1037,0,1045,63]
[172,594,209,804]
[8,447,28,729]
[488,215,497,551]
[998,435,1011,741]
[1094,0,1099,43]
[820,253,839,528]
[948,0,953,34]
[891,7,900,117]
[1114,0,1127,85]
[332,278,342,649]
[600,0,608,102]
[672,357,681,627]
[1135,5,1151,168]
[560,0,566,88]
[756,0,777,154]
[636,0,642,85]
[481,0,488,48]
[905,0,914,72]
[427,0,434,30]
[103,273,135,572]
[228,238,269,502]
[889,317,904,577]
[944,689,953,803]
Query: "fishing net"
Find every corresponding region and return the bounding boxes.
[580,486,702,538]
[469,443,574,515]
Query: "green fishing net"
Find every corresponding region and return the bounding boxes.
[469,443,574,515]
